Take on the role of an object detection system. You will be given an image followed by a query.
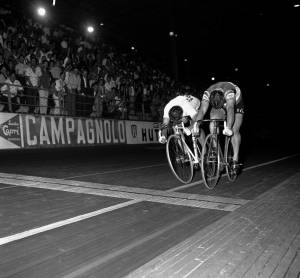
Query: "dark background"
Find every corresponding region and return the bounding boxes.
[2,0,299,145]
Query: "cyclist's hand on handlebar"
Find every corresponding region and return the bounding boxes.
[223,126,233,136]
[159,135,167,144]
[158,126,168,144]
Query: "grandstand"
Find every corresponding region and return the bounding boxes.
[0,4,196,121]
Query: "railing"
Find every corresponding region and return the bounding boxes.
[0,82,159,121]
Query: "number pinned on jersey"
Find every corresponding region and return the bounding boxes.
[185,95,193,102]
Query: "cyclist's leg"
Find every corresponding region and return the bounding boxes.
[231,112,243,162]
[209,108,225,149]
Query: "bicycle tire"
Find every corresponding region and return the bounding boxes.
[225,136,238,181]
[201,134,221,189]
[166,134,194,184]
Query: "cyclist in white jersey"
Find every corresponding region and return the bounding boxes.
[159,94,205,144]
[195,81,244,171]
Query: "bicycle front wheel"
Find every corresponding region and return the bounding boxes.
[225,136,238,182]
[201,134,221,189]
[166,134,193,184]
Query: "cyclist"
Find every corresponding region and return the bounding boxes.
[195,81,244,171]
[159,93,205,145]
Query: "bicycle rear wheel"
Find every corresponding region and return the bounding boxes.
[201,134,221,189]
[166,134,193,184]
[225,136,238,181]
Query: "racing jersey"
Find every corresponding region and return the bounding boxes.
[163,95,201,120]
[202,81,242,105]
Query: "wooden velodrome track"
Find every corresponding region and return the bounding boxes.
[0,141,299,278]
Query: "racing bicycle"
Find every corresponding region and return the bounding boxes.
[201,119,238,189]
[165,122,202,184]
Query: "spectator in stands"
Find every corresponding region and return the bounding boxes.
[38,60,52,114]
[49,60,62,80]
[79,67,92,116]
[15,55,27,83]
[0,65,8,84]
[64,65,80,116]
[90,82,104,118]
[24,56,41,113]
[50,72,66,115]
[104,74,115,95]
[0,72,23,112]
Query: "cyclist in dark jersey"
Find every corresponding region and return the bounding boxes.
[195,81,244,171]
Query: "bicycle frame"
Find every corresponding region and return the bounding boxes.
[173,122,200,165]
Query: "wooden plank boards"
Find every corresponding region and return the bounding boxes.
[127,173,300,278]
[0,202,227,278]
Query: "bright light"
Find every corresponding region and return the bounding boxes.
[87,26,94,33]
[211,77,215,81]
[169,31,174,37]
[100,22,104,26]
[131,46,135,50]
[37,7,46,17]
[184,58,188,62]
[234,67,239,72]
[266,83,270,87]
[294,4,300,7]
[52,0,56,6]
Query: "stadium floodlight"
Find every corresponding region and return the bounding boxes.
[37,7,46,17]
[87,26,94,33]
[211,77,215,81]
[53,0,56,6]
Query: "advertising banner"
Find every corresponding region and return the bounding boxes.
[0,113,161,149]
[0,113,22,149]
[20,115,126,148]
[125,121,160,144]
[0,113,126,149]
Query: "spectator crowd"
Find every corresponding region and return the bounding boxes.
[0,6,197,121]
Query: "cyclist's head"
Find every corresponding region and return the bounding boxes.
[169,106,183,124]
[210,89,225,109]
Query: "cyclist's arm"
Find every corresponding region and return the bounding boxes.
[225,98,235,129]
[195,100,209,121]
[160,117,170,137]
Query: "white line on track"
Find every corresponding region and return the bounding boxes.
[0,200,139,246]
[66,163,166,179]
[0,153,298,247]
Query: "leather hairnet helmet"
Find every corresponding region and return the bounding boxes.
[169,106,183,124]
[210,89,225,109]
